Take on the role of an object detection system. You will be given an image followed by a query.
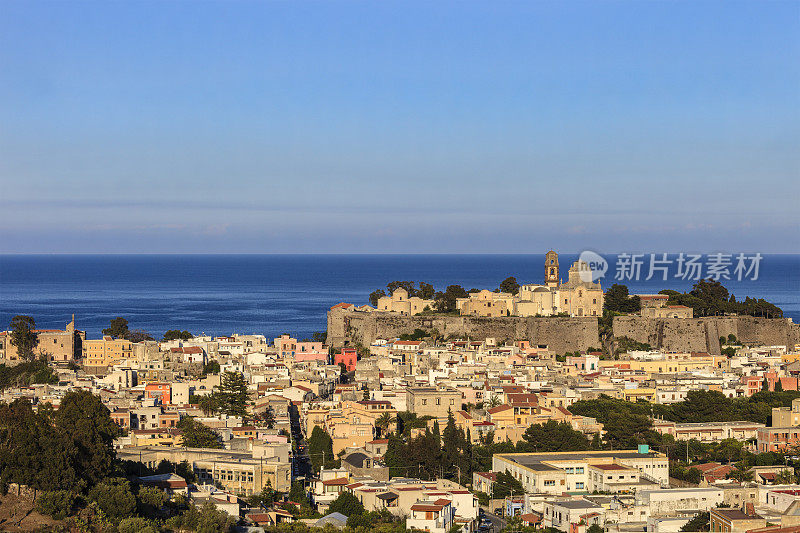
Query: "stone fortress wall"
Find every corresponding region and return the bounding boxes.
[328,309,600,354]
[329,308,800,355]
[612,315,800,355]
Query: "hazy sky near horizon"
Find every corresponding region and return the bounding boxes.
[1,1,798,254]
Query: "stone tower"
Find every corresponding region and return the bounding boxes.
[545,250,559,288]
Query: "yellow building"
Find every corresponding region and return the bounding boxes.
[614,388,658,402]
[516,285,560,316]
[0,315,84,363]
[555,261,604,317]
[376,288,435,316]
[83,336,135,370]
[642,305,694,318]
[454,253,604,318]
[600,355,725,375]
[456,290,516,317]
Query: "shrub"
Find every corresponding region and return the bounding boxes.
[119,516,159,533]
[35,490,76,519]
[137,485,168,508]
[88,477,136,518]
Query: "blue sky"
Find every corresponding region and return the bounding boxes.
[0,1,798,253]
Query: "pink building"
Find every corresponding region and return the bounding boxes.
[294,341,329,363]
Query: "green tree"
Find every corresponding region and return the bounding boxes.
[417,282,436,300]
[568,395,662,449]
[604,284,641,314]
[587,525,604,533]
[261,406,276,429]
[369,289,387,307]
[386,281,417,297]
[434,285,469,312]
[217,371,249,417]
[398,328,429,341]
[727,465,754,482]
[127,329,155,343]
[289,480,309,504]
[35,490,76,519]
[691,279,730,304]
[89,477,137,519]
[519,421,591,452]
[0,400,81,491]
[198,394,221,415]
[493,470,525,499]
[9,315,38,361]
[202,360,221,375]
[166,502,234,533]
[138,485,168,507]
[663,280,782,318]
[499,276,520,295]
[308,426,336,473]
[328,491,365,517]
[442,410,462,471]
[54,390,120,486]
[176,459,197,483]
[681,512,709,532]
[251,480,277,507]
[102,317,130,339]
[162,329,193,341]
[670,464,702,484]
[119,517,159,533]
[177,416,222,448]
[375,412,396,438]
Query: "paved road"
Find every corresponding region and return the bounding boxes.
[289,403,312,479]
[480,506,507,532]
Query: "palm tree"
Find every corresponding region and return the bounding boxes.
[375,412,396,438]
[199,395,219,416]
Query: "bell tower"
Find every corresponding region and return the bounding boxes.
[545,250,559,288]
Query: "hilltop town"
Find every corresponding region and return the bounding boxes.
[1,256,800,533]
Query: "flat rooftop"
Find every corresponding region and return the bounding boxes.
[497,450,662,466]
[524,463,562,472]
[553,499,603,510]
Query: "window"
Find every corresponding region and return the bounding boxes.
[544,480,555,486]
[575,482,584,489]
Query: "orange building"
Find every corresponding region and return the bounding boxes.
[145,382,172,405]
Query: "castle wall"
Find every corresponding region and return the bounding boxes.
[612,316,800,355]
[329,309,800,356]
[328,309,600,354]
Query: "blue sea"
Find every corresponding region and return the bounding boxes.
[0,254,798,341]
